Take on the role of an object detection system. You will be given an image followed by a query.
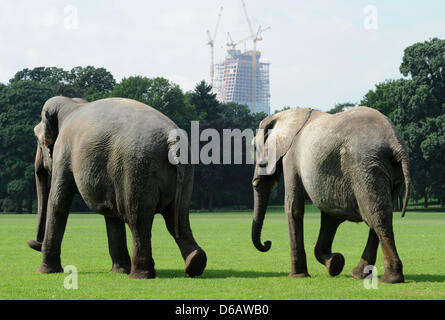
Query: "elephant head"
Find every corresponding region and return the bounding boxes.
[251,108,312,252]
[27,97,86,251]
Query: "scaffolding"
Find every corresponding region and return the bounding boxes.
[214,49,270,115]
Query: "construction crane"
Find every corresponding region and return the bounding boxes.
[206,6,223,89]
[226,32,251,51]
[240,0,270,113]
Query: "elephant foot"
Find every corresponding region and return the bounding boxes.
[185,249,207,277]
[379,272,404,284]
[288,272,310,278]
[37,263,63,274]
[129,269,156,279]
[351,260,373,279]
[325,253,345,277]
[110,264,131,274]
[27,240,42,252]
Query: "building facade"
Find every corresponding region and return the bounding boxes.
[214,49,270,115]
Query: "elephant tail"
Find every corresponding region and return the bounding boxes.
[390,140,410,218]
[167,129,188,239]
[174,163,185,238]
[400,156,410,218]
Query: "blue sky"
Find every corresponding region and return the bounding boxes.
[1,0,444,112]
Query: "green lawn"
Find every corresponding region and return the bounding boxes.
[0,207,444,300]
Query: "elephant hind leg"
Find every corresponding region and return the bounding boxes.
[372,215,404,283]
[314,212,345,277]
[104,216,131,274]
[355,182,404,283]
[352,228,379,279]
[128,211,156,279]
[162,205,206,278]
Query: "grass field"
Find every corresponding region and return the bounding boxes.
[1,206,444,300]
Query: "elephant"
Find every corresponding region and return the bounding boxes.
[251,107,410,283]
[27,96,206,279]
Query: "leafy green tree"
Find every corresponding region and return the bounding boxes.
[9,66,116,100]
[327,102,356,114]
[191,100,268,210]
[9,67,77,97]
[191,117,255,210]
[420,115,445,205]
[190,81,223,122]
[69,66,116,101]
[111,76,197,131]
[10,67,69,85]
[0,80,53,212]
[400,38,445,97]
[220,102,266,129]
[362,38,445,207]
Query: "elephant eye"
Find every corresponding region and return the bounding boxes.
[48,145,54,158]
[263,119,276,140]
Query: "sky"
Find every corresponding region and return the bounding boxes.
[1,0,445,112]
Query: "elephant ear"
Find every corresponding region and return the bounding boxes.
[40,97,66,148]
[42,109,59,148]
[255,108,312,175]
[34,122,53,171]
[33,122,44,146]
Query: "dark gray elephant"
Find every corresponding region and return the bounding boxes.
[27,96,206,279]
[251,107,410,283]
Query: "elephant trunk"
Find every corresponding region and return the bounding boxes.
[27,146,50,252]
[251,177,273,252]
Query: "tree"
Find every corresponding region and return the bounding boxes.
[400,38,445,97]
[327,102,356,114]
[111,76,197,131]
[190,81,223,122]
[191,117,255,210]
[9,67,77,97]
[9,66,116,100]
[0,80,54,213]
[362,38,445,208]
[10,67,69,85]
[69,66,116,101]
[190,100,268,211]
[420,115,445,205]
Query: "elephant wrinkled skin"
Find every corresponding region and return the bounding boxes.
[251,107,410,283]
[28,96,206,279]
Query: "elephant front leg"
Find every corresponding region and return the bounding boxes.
[352,228,379,279]
[128,214,156,279]
[104,216,131,274]
[38,184,74,274]
[314,212,345,276]
[285,191,309,278]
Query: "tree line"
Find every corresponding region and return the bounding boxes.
[327,38,445,208]
[0,66,268,212]
[1,37,444,213]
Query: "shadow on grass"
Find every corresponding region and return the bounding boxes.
[72,271,445,283]
[71,269,287,279]
[405,274,445,283]
[156,269,288,279]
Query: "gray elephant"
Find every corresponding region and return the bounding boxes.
[251,107,410,283]
[27,96,206,279]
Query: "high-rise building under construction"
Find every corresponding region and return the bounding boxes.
[214,49,270,115]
